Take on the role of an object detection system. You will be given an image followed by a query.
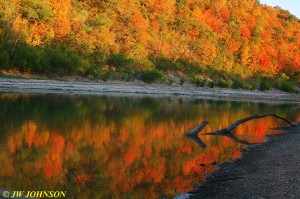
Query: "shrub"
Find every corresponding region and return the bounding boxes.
[96,70,116,81]
[45,48,83,72]
[84,65,103,77]
[218,79,232,88]
[243,82,255,90]
[107,53,133,68]
[278,82,295,93]
[193,78,205,87]
[12,43,44,72]
[259,81,272,91]
[129,59,154,70]
[180,78,185,85]
[153,58,175,71]
[0,48,9,69]
[10,43,85,73]
[120,68,135,81]
[90,51,108,66]
[232,78,244,89]
[208,81,215,88]
[140,69,163,83]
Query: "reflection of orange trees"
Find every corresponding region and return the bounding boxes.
[3,122,65,181]
[234,118,285,142]
[0,99,299,198]
[44,132,65,179]
[7,121,48,154]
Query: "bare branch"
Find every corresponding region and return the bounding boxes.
[184,114,297,147]
[185,121,209,148]
[185,121,209,136]
[204,113,296,136]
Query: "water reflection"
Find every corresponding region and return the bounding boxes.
[0,94,299,198]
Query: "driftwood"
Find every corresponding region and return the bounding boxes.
[185,121,208,148]
[186,133,207,148]
[185,121,209,136]
[203,113,296,136]
[185,113,297,148]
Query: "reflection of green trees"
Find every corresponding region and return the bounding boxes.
[0,94,299,198]
[0,95,297,138]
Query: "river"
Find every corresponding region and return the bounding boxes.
[0,93,299,198]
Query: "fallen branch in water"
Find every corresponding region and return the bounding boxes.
[185,113,297,147]
[185,121,208,148]
[203,113,296,136]
[185,121,209,136]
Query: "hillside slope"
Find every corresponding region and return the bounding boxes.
[0,0,299,88]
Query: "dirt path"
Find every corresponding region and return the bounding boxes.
[190,123,300,199]
[0,78,299,102]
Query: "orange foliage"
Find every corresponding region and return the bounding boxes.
[220,6,230,22]
[51,0,71,40]
[2,0,300,75]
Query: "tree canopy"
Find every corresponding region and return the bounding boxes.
[0,0,299,79]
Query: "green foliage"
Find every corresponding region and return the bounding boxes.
[89,51,108,67]
[180,78,185,85]
[107,53,133,68]
[119,69,135,82]
[218,79,232,88]
[243,83,255,90]
[193,78,205,87]
[139,69,163,83]
[84,65,102,78]
[153,58,204,75]
[232,77,244,89]
[278,82,295,93]
[45,47,84,72]
[99,70,116,81]
[277,73,289,82]
[128,59,154,70]
[9,42,86,73]
[0,47,9,69]
[19,0,53,22]
[205,67,226,80]
[12,43,44,72]
[208,81,215,88]
[153,58,176,71]
[259,80,272,91]
[231,77,254,90]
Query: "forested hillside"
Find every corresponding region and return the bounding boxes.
[0,0,299,90]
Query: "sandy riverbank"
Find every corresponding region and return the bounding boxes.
[0,78,299,102]
[190,122,300,199]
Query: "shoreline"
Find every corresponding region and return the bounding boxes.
[0,78,299,103]
[190,123,300,199]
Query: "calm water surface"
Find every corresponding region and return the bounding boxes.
[0,93,299,198]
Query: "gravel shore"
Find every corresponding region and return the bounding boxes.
[190,123,300,199]
[0,78,299,102]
